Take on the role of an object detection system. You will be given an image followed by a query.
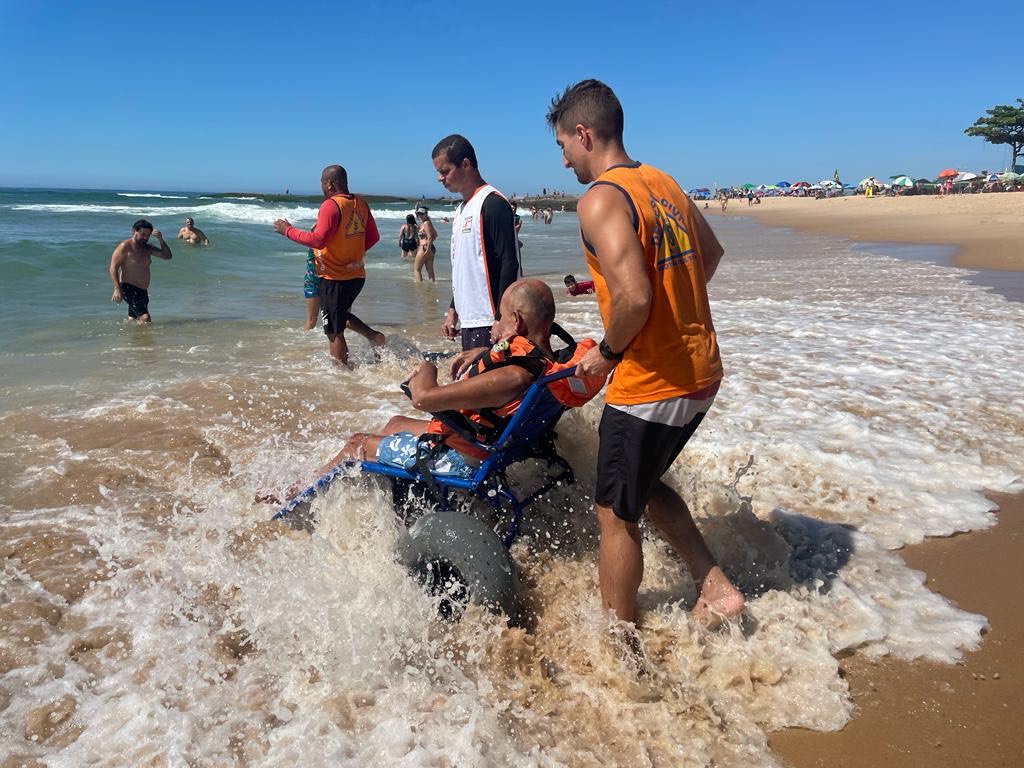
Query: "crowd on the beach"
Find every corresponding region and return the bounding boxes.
[700,168,1024,207]
[107,79,746,635]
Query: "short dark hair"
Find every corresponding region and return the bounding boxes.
[406,214,416,224]
[133,219,153,231]
[322,165,348,189]
[546,79,624,145]
[563,274,577,285]
[431,134,478,169]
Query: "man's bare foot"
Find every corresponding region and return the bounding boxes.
[369,331,386,347]
[691,566,745,628]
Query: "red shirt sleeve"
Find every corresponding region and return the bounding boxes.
[363,206,380,250]
[284,199,339,248]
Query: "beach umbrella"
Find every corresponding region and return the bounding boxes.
[891,175,913,187]
[696,187,710,192]
[776,181,791,188]
[888,174,909,180]
[999,171,1020,181]
[807,184,823,190]
[857,177,875,187]
[937,168,958,178]
[740,183,755,190]
[986,173,1001,182]
[954,172,979,182]
[792,181,810,188]
[914,178,935,185]
[819,179,840,188]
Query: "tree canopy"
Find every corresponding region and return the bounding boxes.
[964,99,1024,171]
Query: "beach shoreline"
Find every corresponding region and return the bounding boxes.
[724,195,1024,766]
[770,491,1024,767]
[708,194,1024,273]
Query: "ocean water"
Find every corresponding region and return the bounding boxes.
[1,189,1022,766]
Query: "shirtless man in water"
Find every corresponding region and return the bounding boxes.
[109,219,173,324]
[177,217,210,245]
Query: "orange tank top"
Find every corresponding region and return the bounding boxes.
[314,194,369,280]
[583,162,723,405]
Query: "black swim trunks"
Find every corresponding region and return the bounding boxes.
[318,277,365,336]
[120,282,150,319]
[460,326,492,351]
[595,385,718,522]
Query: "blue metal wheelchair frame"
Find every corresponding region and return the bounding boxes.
[273,368,579,547]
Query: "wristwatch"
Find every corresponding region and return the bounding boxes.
[599,339,624,361]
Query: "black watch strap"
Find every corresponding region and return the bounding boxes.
[599,339,624,361]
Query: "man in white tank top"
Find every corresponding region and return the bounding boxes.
[431,134,522,351]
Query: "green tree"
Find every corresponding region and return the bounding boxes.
[964,99,1024,170]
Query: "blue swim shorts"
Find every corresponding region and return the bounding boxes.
[374,431,476,478]
[304,249,321,299]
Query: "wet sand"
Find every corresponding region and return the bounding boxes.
[770,492,1024,767]
[727,195,1024,766]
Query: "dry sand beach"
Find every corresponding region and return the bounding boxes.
[729,193,1024,272]
[712,194,1024,767]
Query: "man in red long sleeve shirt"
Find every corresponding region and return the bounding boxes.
[274,165,385,364]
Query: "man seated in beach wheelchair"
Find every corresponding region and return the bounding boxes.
[272,278,605,620]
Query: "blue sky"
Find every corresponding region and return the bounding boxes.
[2,0,1020,195]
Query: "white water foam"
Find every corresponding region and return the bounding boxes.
[8,202,449,225]
[116,193,190,199]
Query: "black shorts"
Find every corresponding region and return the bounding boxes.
[460,326,492,351]
[595,392,717,522]
[318,277,365,336]
[120,282,150,319]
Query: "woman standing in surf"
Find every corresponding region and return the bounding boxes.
[413,205,436,282]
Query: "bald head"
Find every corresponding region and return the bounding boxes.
[321,165,349,194]
[502,278,555,330]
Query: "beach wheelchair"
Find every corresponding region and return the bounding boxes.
[274,359,601,620]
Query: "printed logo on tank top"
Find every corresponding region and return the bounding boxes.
[460,216,473,234]
[649,195,695,271]
[345,208,366,238]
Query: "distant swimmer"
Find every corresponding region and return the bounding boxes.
[398,214,419,260]
[108,219,172,324]
[177,217,209,246]
[563,274,595,296]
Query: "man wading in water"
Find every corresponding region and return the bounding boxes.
[108,219,172,324]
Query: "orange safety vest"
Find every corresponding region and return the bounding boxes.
[583,163,723,404]
[313,194,370,280]
[426,334,603,459]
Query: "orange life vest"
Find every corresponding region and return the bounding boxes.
[426,334,603,459]
[313,194,370,280]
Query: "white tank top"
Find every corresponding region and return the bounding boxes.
[450,184,511,328]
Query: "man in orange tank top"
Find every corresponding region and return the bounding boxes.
[547,79,744,627]
[274,165,385,364]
